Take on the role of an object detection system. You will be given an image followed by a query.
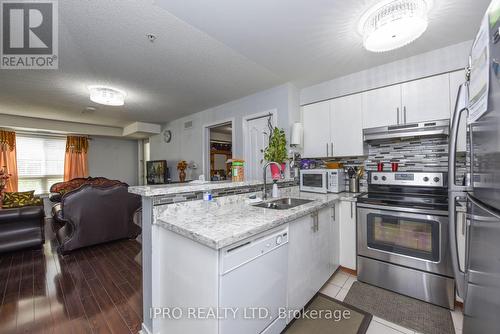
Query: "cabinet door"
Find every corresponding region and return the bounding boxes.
[330,94,365,157]
[302,101,331,158]
[339,201,357,270]
[401,74,451,123]
[449,70,468,152]
[312,208,336,291]
[362,85,401,128]
[288,215,315,310]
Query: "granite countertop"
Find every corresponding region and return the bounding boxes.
[129,178,295,197]
[155,188,363,250]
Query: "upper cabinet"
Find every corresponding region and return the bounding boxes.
[361,73,451,129]
[330,94,365,157]
[449,70,468,152]
[302,94,366,158]
[362,85,401,129]
[401,74,451,123]
[302,101,331,158]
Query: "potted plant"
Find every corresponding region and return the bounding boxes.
[0,167,11,209]
[263,127,288,179]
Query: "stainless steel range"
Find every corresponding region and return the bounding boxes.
[356,171,455,309]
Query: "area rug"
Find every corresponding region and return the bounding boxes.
[344,281,455,334]
[283,293,372,334]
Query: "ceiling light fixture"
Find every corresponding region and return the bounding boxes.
[88,86,126,106]
[358,0,433,53]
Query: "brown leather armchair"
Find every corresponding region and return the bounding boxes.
[53,183,141,254]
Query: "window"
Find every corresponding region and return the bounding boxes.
[17,135,66,194]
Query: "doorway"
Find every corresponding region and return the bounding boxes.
[208,122,233,181]
[243,110,277,181]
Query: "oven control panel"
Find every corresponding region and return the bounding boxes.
[370,172,446,187]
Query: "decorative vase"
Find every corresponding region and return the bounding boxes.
[179,170,186,183]
[270,163,286,180]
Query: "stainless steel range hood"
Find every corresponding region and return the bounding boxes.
[363,119,450,142]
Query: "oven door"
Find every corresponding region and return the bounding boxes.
[357,203,453,277]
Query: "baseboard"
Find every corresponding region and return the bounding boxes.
[340,266,357,276]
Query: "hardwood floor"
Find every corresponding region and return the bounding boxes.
[0,220,143,334]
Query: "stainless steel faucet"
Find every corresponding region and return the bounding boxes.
[262,162,283,200]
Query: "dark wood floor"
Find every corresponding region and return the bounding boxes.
[0,220,143,334]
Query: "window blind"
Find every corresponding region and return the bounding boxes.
[16,135,66,194]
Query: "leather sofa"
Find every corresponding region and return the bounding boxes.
[0,205,45,253]
[49,177,124,203]
[52,182,141,254]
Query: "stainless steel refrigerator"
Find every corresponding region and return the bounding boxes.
[449,1,500,333]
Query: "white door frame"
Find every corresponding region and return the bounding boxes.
[202,118,236,180]
[242,109,278,181]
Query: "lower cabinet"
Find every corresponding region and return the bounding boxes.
[339,200,357,271]
[287,205,338,311]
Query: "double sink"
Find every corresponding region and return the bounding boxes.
[253,198,314,210]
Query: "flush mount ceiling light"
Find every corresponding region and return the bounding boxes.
[358,0,433,53]
[88,86,126,106]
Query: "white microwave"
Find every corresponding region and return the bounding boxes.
[300,169,345,193]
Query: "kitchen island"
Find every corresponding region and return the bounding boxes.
[130,182,359,334]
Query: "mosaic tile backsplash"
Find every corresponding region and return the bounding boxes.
[323,135,468,192]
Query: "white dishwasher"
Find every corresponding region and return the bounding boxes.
[219,225,289,334]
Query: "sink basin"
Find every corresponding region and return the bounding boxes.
[253,198,314,210]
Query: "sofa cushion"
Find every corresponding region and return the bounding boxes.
[2,191,37,208]
[0,205,44,222]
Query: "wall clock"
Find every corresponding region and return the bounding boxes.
[163,130,172,143]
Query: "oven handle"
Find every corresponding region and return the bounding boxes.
[356,202,448,216]
[449,194,466,298]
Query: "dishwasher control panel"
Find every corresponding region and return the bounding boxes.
[220,225,289,275]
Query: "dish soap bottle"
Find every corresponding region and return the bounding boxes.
[272,180,280,198]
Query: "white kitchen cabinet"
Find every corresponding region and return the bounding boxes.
[288,214,316,310]
[449,70,468,152]
[401,74,451,123]
[302,101,331,158]
[288,206,337,311]
[339,200,357,271]
[330,94,365,157]
[362,84,401,129]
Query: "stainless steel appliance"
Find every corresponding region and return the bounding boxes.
[363,119,450,142]
[449,2,500,332]
[299,169,345,193]
[357,171,455,309]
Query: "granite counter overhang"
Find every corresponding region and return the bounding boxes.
[154,189,361,250]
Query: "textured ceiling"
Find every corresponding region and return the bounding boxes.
[0,0,491,127]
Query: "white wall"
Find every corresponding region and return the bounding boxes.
[150,83,300,181]
[88,136,139,186]
[300,41,472,105]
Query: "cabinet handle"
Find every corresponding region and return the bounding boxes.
[397,107,400,124]
[332,205,336,221]
[404,106,407,124]
[350,202,354,219]
[461,212,466,236]
[331,142,334,156]
[311,212,318,232]
[326,143,329,157]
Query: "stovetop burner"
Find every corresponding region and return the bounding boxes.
[359,171,449,211]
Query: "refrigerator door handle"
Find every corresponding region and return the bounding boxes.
[449,194,467,298]
[449,82,471,192]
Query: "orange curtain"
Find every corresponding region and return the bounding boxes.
[0,130,18,192]
[64,136,89,181]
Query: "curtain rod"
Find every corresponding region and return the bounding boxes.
[1,128,93,140]
[245,113,273,122]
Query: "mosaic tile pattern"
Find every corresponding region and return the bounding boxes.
[324,136,468,190]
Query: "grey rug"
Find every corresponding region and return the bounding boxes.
[284,293,372,334]
[344,281,455,334]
